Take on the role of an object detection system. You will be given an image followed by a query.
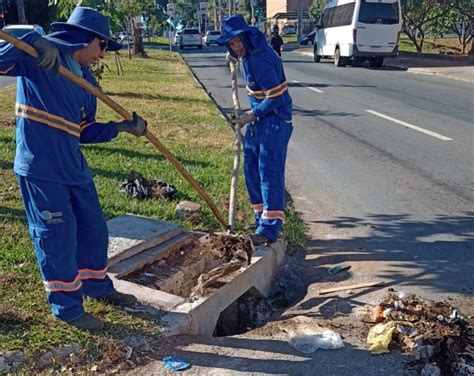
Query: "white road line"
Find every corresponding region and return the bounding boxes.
[291,80,324,94]
[365,109,452,141]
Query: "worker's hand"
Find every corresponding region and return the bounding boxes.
[231,109,256,126]
[116,112,148,137]
[32,36,61,73]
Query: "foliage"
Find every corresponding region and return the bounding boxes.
[308,0,324,22]
[401,0,452,53]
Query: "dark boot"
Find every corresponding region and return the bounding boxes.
[67,313,104,331]
[100,291,137,307]
[250,233,273,246]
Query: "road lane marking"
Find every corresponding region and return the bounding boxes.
[365,109,452,141]
[291,80,324,93]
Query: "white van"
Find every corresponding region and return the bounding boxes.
[313,0,401,67]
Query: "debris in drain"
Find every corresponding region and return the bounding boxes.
[121,171,177,200]
[124,233,253,299]
[365,293,473,375]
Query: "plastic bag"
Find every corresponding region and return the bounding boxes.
[366,322,396,354]
[288,328,344,354]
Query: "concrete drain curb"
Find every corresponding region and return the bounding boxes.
[107,215,286,336]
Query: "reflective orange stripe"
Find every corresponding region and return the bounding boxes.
[262,210,284,220]
[43,275,82,292]
[15,103,81,137]
[80,121,94,132]
[247,81,288,100]
[252,203,263,213]
[78,268,107,280]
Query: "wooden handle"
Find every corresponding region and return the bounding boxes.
[227,60,242,233]
[0,30,228,230]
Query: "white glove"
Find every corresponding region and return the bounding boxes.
[231,109,256,126]
[225,51,239,64]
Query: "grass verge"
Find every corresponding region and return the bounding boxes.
[0,48,306,372]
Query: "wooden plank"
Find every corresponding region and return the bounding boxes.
[318,281,387,295]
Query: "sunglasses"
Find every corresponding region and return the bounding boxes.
[99,39,108,51]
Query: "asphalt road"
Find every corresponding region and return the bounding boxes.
[181,45,473,303]
[0,75,15,89]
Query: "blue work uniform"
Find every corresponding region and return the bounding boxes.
[0,31,119,322]
[237,32,293,242]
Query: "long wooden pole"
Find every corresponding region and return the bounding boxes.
[227,60,242,233]
[0,30,228,230]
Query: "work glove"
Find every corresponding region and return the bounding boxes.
[116,112,148,137]
[231,109,256,126]
[31,36,61,73]
[225,51,239,64]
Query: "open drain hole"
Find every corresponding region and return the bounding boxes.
[214,248,308,337]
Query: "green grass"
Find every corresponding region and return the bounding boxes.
[398,36,463,55]
[282,34,298,43]
[0,49,307,372]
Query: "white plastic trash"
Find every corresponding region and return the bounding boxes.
[288,328,344,354]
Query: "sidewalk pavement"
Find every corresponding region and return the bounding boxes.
[294,46,473,84]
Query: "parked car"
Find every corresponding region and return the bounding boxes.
[203,30,221,45]
[174,31,182,46]
[282,24,296,35]
[179,28,202,49]
[299,30,316,45]
[118,32,132,44]
[0,24,45,43]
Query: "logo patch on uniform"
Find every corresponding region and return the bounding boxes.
[41,210,64,224]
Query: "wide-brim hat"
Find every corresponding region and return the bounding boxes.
[216,15,259,45]
[51,6,121,51]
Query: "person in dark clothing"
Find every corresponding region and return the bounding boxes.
[269,24,284,57]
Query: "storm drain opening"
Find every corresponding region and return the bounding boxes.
[213,247,308,337]
[122,233,253,299]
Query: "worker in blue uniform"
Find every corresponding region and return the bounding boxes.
[0,7,147,330]
[217,16,293,246]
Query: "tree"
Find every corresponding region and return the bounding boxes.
[401,0,451,53]
[308,0,324,22]
[450,0,473,54]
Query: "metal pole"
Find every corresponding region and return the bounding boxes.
[251,5,255,26]
[297,0,303,41]
[17,0,26,23]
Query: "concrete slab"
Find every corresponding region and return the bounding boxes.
[107,214,182,266]
[106,214,286,337]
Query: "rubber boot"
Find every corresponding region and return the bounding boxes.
[67,313,104,331]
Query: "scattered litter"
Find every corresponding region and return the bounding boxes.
[365,293,473,374]
[143,272,155,277]
[319,280,386,295]
[367,322,397,354]
[125,347,133,360]
[328,264,351,275]
[121,171,177,200]
[163,356,191,371]
[288,328,344,354]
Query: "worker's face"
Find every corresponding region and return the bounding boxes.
[74,37,107,67]
[228,36,245,58]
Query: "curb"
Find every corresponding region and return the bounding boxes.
[292,49,472,83]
